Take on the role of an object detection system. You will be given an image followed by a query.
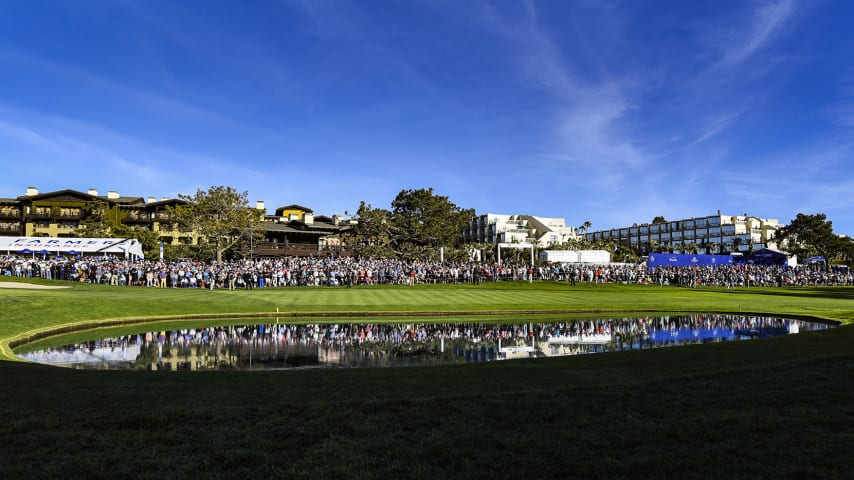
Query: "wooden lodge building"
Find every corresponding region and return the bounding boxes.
[1,187,353,258]
[239,203,353,257]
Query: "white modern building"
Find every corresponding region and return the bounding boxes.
[584,213,782,255]
[462,214,579,248]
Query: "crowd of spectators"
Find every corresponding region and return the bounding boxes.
[2,253,852,289]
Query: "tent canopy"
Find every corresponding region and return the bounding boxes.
[0,237,145,259]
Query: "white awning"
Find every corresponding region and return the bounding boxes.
[0,237,145,259]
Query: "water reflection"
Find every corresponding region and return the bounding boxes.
[18,314,830,371]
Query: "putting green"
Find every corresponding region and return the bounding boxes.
[2,279,852,362]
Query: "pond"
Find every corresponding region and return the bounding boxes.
[17,314,831,371]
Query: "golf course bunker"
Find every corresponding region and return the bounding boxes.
[16,314,832,371]
[0,282,69,290]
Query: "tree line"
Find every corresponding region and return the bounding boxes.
[77,185,854,267]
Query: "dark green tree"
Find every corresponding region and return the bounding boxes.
[114,225,162,260]
[836,236,854,266]
[76,201,162,259]
[167,186,264,262]
[775,213,841,264]
[682,242,699,254]
[389,188,475,260]
[77,200,127,238]
[652,216,667,224]
[647,238,660,254]
[346,201,395,259]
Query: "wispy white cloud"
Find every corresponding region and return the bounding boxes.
[715,0,796,68]
[0,113,160,184]
[461,2,652,185]
[719,142,854,223]
[0,45,245,130]
[686,110,746,149]
[827,69,854,128]
[289,0,370,42]
[0,119,67,153]
[0,106,274,200]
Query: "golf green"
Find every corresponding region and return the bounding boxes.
[1,279,852,479]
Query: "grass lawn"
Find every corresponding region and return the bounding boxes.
[1,278,853,479]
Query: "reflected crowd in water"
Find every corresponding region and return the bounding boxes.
[19,314,830,371]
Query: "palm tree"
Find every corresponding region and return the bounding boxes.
[646,238,659,255]
[682,242,700,255]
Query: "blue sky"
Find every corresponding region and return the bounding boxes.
[1,0,853,235]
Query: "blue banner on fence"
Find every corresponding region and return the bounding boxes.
[647,253,735,269]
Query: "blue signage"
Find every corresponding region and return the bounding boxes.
[647,254,735,269]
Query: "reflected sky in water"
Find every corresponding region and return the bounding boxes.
[18,314,831,371]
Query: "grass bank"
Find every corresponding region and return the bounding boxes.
[1,278,853,479]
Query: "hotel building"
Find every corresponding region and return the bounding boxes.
[462,213,579,248]
[584,213,782,255]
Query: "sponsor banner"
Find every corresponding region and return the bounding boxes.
[0,236,144,258]
[647,253,734,269]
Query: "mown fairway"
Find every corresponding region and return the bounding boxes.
[1,278,853,479]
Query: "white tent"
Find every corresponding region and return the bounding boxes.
[539,249,611,264]
[0,237,145,259]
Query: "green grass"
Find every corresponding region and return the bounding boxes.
[1,277,853,479]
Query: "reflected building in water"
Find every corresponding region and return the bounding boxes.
[17,314,831,371]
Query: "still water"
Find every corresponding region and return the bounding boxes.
[18,314,831,371]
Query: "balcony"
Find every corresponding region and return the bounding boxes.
[125,214,151,223]
[28,212,54,219]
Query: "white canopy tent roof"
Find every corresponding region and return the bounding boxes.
[0,237,145,259]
